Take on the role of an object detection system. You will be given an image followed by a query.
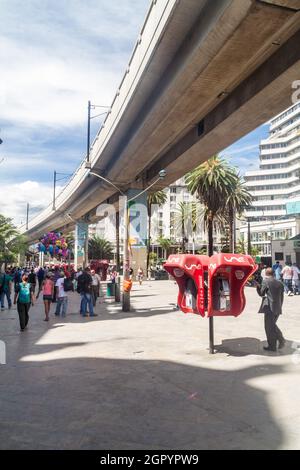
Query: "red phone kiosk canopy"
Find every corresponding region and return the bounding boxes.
[164,253,256,318]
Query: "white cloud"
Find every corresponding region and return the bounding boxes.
[1,180,63,226]
[0,0,150,224]
[0,0,150,127]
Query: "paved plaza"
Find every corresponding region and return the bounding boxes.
[0,280,300,450]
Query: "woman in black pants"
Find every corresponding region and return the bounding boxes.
[14,275,35,331]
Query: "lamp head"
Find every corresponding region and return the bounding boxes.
[158,169,167,179]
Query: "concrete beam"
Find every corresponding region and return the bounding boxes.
[257,0,300,11]
[146,27,300,185]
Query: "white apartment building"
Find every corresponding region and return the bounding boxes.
[240,102,300,258]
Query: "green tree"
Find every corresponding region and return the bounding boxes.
[157,237,172,260]
[0,215,27,267]
[147,190,167,271]
[185,155,237,256]
[88,236,113,260]
[174,202,190,252]
[236,237,260,256]
[225,176,252,252]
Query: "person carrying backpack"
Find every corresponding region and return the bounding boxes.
[77,267,97,317]
[14,274,35,331]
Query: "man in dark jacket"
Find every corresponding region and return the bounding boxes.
[77,267,97,317]
[256,267,285,352]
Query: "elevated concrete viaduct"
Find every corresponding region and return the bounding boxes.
[22,0,300,241]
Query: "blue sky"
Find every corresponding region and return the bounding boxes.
[0,0,269,225]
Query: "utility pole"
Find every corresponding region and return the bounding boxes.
[86,100,91,166]
[85,101,110,169]
[247,220,252,256]
[52,171,71,211]
[26,203,29,230]
[53,170,57,210]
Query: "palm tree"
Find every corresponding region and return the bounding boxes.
[173,201,201,253]
[147,190,167,272]
[185,156,240,356]
[174,202,190,252]
[88,236,113,260]
[185,155,237,256]
[157,237,172,259]
[0,215,26,267]
[225,176,252,252]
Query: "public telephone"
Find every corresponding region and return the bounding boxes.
[184,278,197,310]
[164,253,257,317]
[212,273,231,312]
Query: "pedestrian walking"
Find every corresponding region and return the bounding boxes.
[281,262,293,295]
[37,267,45,295]
[52,267,60,303]
[272,261,282,281]
[55,271,68,317]
[42,273,54,321]
[292,262,300,295]
[137,267,144,285]
[0,269,13,310]
[261,265,267,281]
[77,267,97,317]
[28,268,37,295]
[256,267,285,352]
[91,269,101,307]
[14,274,35,331]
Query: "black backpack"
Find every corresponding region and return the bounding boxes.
[77,273,91,293]
[63,278,73,292]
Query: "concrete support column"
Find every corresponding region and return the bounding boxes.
[74,221,89,271]
[121,189,148,311]
[127,189,148,278]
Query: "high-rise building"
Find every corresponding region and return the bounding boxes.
[240,102,300,257]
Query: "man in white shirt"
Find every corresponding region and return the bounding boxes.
[91,269,101,306]
[55,272,68,316]
[261,266,267,281]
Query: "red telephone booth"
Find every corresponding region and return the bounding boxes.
[164,253,257,317]
[207,253,257,317]
[164,254,209,316]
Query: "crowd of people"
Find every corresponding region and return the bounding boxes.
[255,260,300,296]
[0,265,103,331]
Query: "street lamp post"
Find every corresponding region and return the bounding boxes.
[26,203,29,231]
[52,171,72,211]
[86,101,111,168]
[89,169,167,311]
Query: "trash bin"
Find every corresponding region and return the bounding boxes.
[106,282,115,297]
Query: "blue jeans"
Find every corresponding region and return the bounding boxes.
[283,279,292,293]
[55,296,68,316]
[1,289,12,309]
[80,293,94,316]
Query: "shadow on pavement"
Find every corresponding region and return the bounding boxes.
[0,349,285,450]
[215,337,296,357]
